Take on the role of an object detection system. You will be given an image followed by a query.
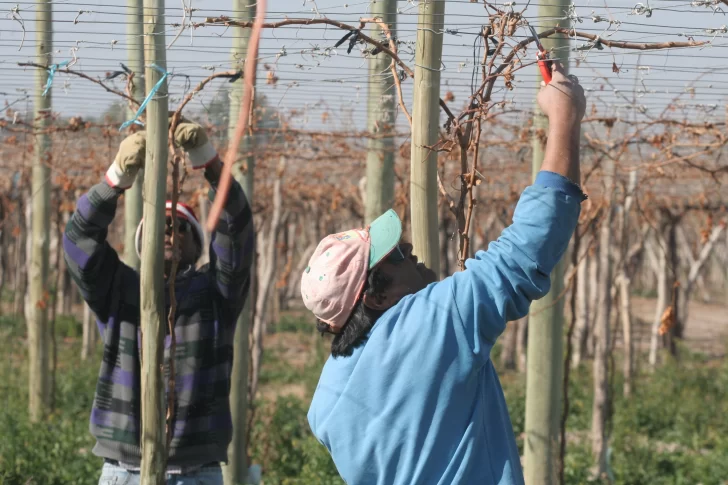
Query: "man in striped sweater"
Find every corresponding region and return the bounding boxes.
[63,120,254,484]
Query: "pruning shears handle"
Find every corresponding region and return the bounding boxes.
[529,25,553,84]
[537,52,553,84]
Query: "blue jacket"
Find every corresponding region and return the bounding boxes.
[308,171,584,485]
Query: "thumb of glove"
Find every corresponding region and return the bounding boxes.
[115,131,147,173]
[174,122,209,151]
[106,131,146,189]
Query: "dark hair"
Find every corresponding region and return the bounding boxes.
[316,268,392,358]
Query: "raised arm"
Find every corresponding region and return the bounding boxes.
[63,132,145,321]
[440,61,587,358]
[204,158,254,318]
[173,122,255,320]
[537,61,585,185]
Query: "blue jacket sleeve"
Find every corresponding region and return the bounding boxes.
[442,171,583,360]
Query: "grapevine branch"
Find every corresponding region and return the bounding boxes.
[17,62,140,106]
[551,26,709,50]
[202,16,414,77]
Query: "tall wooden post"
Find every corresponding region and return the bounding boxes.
[123,0,146,270]
[224,2,256,484]
[523,5,571,483]
[364,0,397,223]
[28,0,53,423]
[409,0,444,270]
[139,0,169,481]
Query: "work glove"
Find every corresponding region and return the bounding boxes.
[173,120,218,170]
[105,131,146,190]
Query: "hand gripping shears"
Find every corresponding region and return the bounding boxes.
[528,25,553,84]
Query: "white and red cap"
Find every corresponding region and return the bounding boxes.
[300,209,402,332]
[134,201,205,260]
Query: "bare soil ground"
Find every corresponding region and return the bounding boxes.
[258,330,319,402]
[621,296,728,359]
[3,295,725,402]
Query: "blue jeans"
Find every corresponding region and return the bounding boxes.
[98,462,224,485]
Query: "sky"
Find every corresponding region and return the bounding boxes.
[0,0,727,134]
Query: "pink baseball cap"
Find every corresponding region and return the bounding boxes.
[300,209,402,332]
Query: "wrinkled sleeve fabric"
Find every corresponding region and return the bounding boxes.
[207,176,255,321]
[446,171,584,361]
[63,180,132,323]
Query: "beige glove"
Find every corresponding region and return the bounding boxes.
[105,131,146,190]
[173,121,218,170]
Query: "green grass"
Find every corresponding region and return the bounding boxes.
[1,314,727,484]
[0,318,100,485]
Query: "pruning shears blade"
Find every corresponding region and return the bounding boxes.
[528,25,553,84]
[528,25,543,51]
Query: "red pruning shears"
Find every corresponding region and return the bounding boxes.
[528,25,552,84]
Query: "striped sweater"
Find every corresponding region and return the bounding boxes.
[63,174,254,469]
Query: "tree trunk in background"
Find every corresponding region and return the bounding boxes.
[677,226,710,302]
[616,171,637,397]
[665,219,679,357]
[24,198,33,321]
[649,228,669,369]
[571,243,590,369]
[591,158,615,479]
[517,317,528,373]
[500,321,518,370]
[49,190,64,410]
[283,209,318,304]
[123,0,146,271]
[64,191,81,315]
[64,270,75,315]
[364,0,396,224]
[55,208,71,316]
[409,0,444,271]
[677,224,725,337]
[617,274,633,397]
[249,159,285,404]
[285,242,317,304]
[0,197,8,306]
[81,302,94,360]
[70,274,80,309]
[139,0,170,480]
[440,206,451,279]
[13,192,28,317]
[587,245,599,358]
[278,220,297,312]
[224,2,256,483]
[27,0,53,423]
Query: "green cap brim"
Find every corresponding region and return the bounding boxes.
[368,209,403,268]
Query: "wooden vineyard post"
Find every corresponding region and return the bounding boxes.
[139,0,169,481]
[523,1,571,482]
[364,0,397,224]
[409,0,444,270]
[123,0,146,270]
[28,0,53,423]
[224,2,256,484]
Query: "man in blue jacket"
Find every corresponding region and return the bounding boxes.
[300,60,586,485]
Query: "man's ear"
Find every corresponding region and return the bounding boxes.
[362,292,389,312]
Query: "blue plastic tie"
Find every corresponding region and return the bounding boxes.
[42,60,70,97]
[119,64,169,131]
